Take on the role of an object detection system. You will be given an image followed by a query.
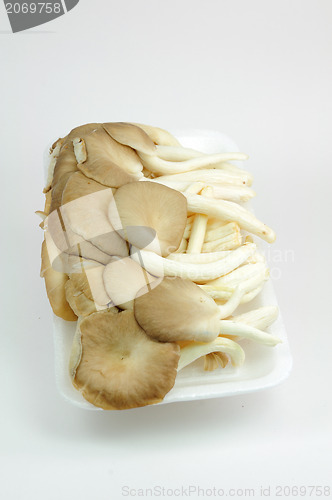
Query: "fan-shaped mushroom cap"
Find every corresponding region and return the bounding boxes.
[65,264,116,317]
[61,171,113,205]
[48,140,78,214]
[103,122,156,155]
[70,310,180,410]
[40,240,77,321]
[61,186,128,258]
[103,257,162,309]
[45,210,115,271]
[134,277,221,343]
[73,127,144,188]
[109,182,187,257]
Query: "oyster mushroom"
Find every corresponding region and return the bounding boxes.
[130,123,181,146]
[103,122,156,155]
[61,185,128,258]
[134,277,222,343]
[40,240,77,321]
[73,127,144,188]
[109,181,187,257]
[61,171,112,205]
[45,210,116,269]
[70,310,180,410]
[103,257,162,309]
[65,263,116,317]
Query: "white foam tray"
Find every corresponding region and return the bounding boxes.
[49,129,292,410]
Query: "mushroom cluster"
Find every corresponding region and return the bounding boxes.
[38,122,280,410]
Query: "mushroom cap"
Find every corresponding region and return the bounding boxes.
[74,127,143,188]
[103,257,162,309]
[40,240,77,321]
[109,181,187,257]
[45,211,115,270]
[61,171,112,205]
[71,310,180,409]
[61,186,129,258]
[134,277,221,342]
[65,265,116,317]
[49,140,79,213]
[103,122,156,155]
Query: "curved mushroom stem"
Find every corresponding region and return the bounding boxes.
[178,337,245,371]
[219,320,281,346]
[138,151,249,176]
[213,161,254,185]
[184,193,276,243]
[131,243,256,282]
[156,145,203,161]
[151,168,251,186]
[218,287,245,319]
[187,187,213,254]
[232,306,279,330]
[204,352,229,371]
[130,123,181,147]
[167,250,231,264]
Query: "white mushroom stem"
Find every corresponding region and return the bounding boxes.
[207,184,256,203]
[232,306,279,330]
[178,337,245,371]
[138,151,248,176]
[207,262,268,288]
[186,187,213,254]
[156,145,204,161]
[204,222,240,243]
[184,193,276,243]
[202,233,242,252]
[152,180,255,202]
[173,238,188,253]
[218,287,245,319]
[167,250,231,264]
[183,223,192,240]
[44,138,63,192]
[130,243,256,282]
[199,263,269,300]
[151,169,250,187]
[219,321,281,346]
[214,161,254,184]
[131,123,181,147]
[156,146,254,185]
[184,182,205,194]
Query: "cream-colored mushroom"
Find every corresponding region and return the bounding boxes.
[138,151,249,176]
[40,239,77,321]
[130,243,256,282]
[70,310,180,410]
[45,211,115,270]
[73,127,143,188]
[103,122,156,155]
[151,168,251,187]
[103,257,161,310]
[184,193,276,243]
[178,337,245,371]
[232,306,279,330]
[109,181,187,257]
[65,263,115,317]
[61,187,128,258]
[134,277,222,343]
[130,123,181,146]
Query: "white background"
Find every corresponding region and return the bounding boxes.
[1,1,331,499]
